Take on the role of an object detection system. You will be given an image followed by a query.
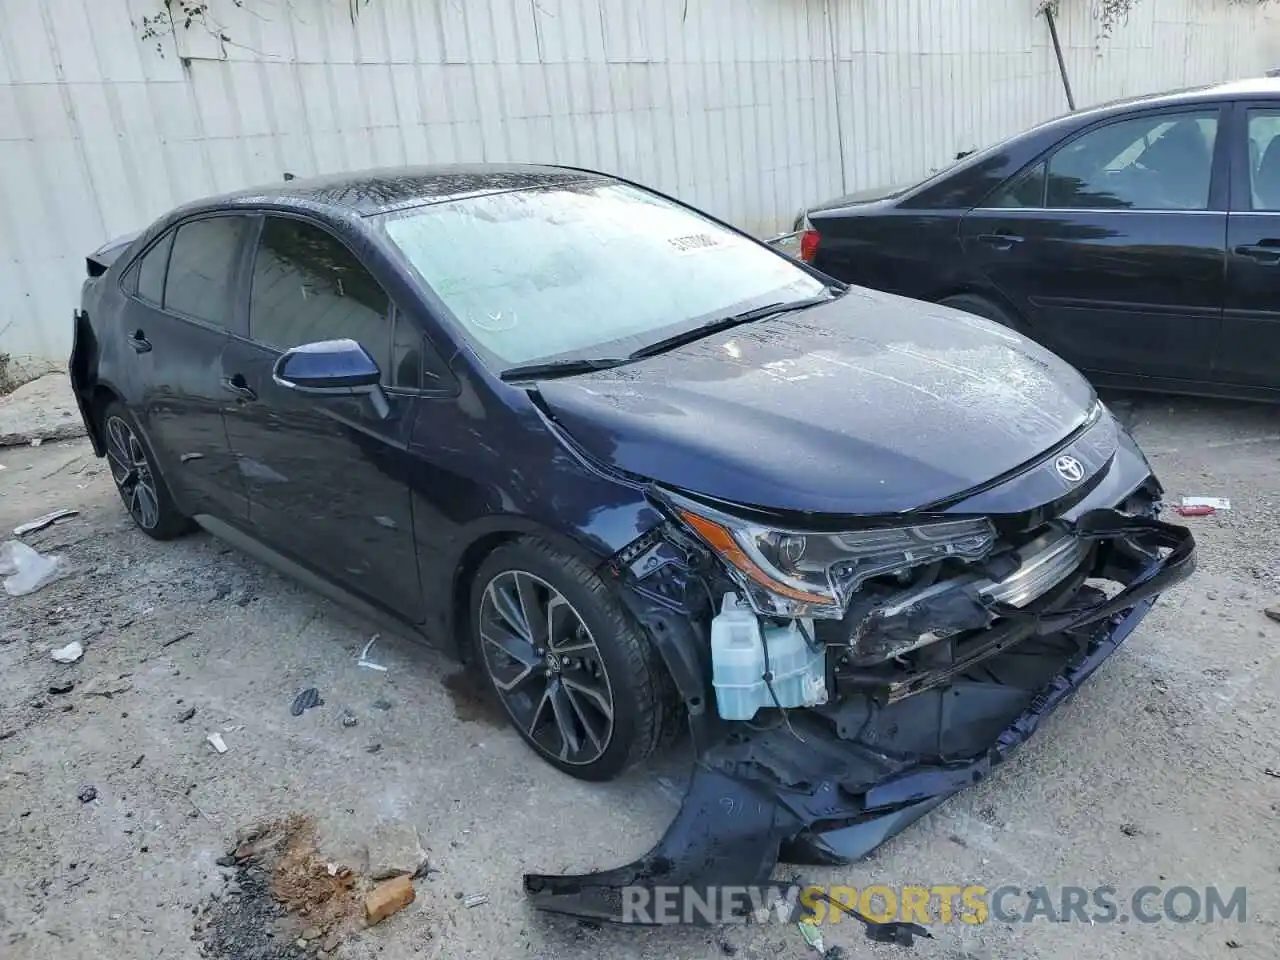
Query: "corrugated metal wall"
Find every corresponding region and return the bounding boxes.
[2,0,1278,362]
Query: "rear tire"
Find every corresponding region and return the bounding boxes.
[939,293,1024,333]
[470,538,674,782]
[101,401,194,541]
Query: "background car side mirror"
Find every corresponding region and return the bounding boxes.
[272,338,390,418]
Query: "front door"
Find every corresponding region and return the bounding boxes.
[1220,102,1280,389]
[121,216,251,521]
[220,214,425,620]
[961,106,1228,382]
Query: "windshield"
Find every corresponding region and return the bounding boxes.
[379,181,826,369]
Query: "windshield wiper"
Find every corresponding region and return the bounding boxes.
[628,292,838,361]
[499,357,629,382]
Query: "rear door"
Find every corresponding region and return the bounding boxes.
[960,106,1228,381]
[219,214,425,619]
[120,216,251,521]
[1220,101,1280,388]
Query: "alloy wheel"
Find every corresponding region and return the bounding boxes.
[105,415,161,530]
[478,570,616,766]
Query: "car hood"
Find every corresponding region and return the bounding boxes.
[534,288,1099,516]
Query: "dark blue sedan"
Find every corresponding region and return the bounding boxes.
[70,164,1194,923]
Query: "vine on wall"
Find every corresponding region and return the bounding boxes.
[139,1,1275,55]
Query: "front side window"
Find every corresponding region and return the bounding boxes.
[1247,109,1280,210]
[379,181,826,370]
[250,217,414,387]
[1045,111,1218,211]
[163,217,248,327]
[988,162,1047,208]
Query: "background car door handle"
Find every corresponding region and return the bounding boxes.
[128,330,152,353]
[220,376,257,402]
[1235,242,1280,264]
[976,233,1025,250]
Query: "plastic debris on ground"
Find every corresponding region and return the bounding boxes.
[1265,605,1280,624]
[290,688,324,716]
[1182,496,1231,510]
[207,732,229,754]
[0,540,70,596]
[50,640,84,664]
[357,634,388,672]
[13,507,78,536]
[798,917,825,954]
[463,893,489,908]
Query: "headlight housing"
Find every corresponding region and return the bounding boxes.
[670,496,996,619]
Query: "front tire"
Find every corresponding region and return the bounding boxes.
[470,539,672,781]
[101,401,193,541]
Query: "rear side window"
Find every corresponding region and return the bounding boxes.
[136,231,174,306]
[249,217,406,386]
[164,217,248,328]
[1045,111,1219,210]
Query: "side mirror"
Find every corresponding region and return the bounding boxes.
[272,338,390,418]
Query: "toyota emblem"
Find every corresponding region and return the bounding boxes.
[1055,455,1085,483]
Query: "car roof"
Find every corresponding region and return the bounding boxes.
[1079,75,1280,116]
[191,163,610,219]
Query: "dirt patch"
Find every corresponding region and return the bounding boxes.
[197,815,360,960]
[441,667,508,727]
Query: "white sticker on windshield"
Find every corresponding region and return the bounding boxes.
[666,232,723,254]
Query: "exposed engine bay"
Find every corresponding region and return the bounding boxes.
[522,427,1196,932]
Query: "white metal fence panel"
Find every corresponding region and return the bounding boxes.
[2,0,1278,362]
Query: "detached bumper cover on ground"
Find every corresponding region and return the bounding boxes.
[524,510,1195,925]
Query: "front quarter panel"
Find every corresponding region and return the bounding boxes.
[406,359,663,650]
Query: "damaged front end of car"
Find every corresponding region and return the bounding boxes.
[522,411,1196,928]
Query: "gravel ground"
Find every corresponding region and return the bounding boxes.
[1,391,1278,960]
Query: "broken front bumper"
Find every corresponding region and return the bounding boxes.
[524,508,1194,925]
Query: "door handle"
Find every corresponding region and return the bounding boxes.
[129,330,152,354]
[220,376,257,402]
[1235,242,1280,264]
[977,233,1025,250]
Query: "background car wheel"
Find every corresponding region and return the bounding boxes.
[471,538,674,781]
[939,293,1025,333]
[101,401,193,541]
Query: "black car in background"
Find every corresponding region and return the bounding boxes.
[71,164,1193,922]
[775,78,1280,401]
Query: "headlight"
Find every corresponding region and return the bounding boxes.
[671,497,996,619]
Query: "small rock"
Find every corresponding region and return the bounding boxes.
[367,820,428,881]
[48,680,75,695]
[365,876,415,926]
[1119,823,1142,837]
[341,712,358,728]
[301,927,322,942]
[1265,605,1280,624]
[77,785,97,803]
[372,699,393,711]
[366,743,382,754]
[1226,939,1242,949]
[177,707,196,723]
[215,855,236,867]
[50,641,84,664]
[30,698,48,709]
[320,934,340,952]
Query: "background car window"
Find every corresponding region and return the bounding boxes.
[989,161,1047,208]
[163,217,247,327]
[1045,111,1218,210]
[249,218,397,385]
[1247,110,1280,210]
[136,231,174,306]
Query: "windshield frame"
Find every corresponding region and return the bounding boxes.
[373,177,838,377]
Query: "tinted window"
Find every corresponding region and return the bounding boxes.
[164,217,247,327]
[1247,110,1280,210]
[249,217,397,384]
[1046,111,1218,210]
[988,162,1047,208]
[379,181,825,370]
[136,231,174,306]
